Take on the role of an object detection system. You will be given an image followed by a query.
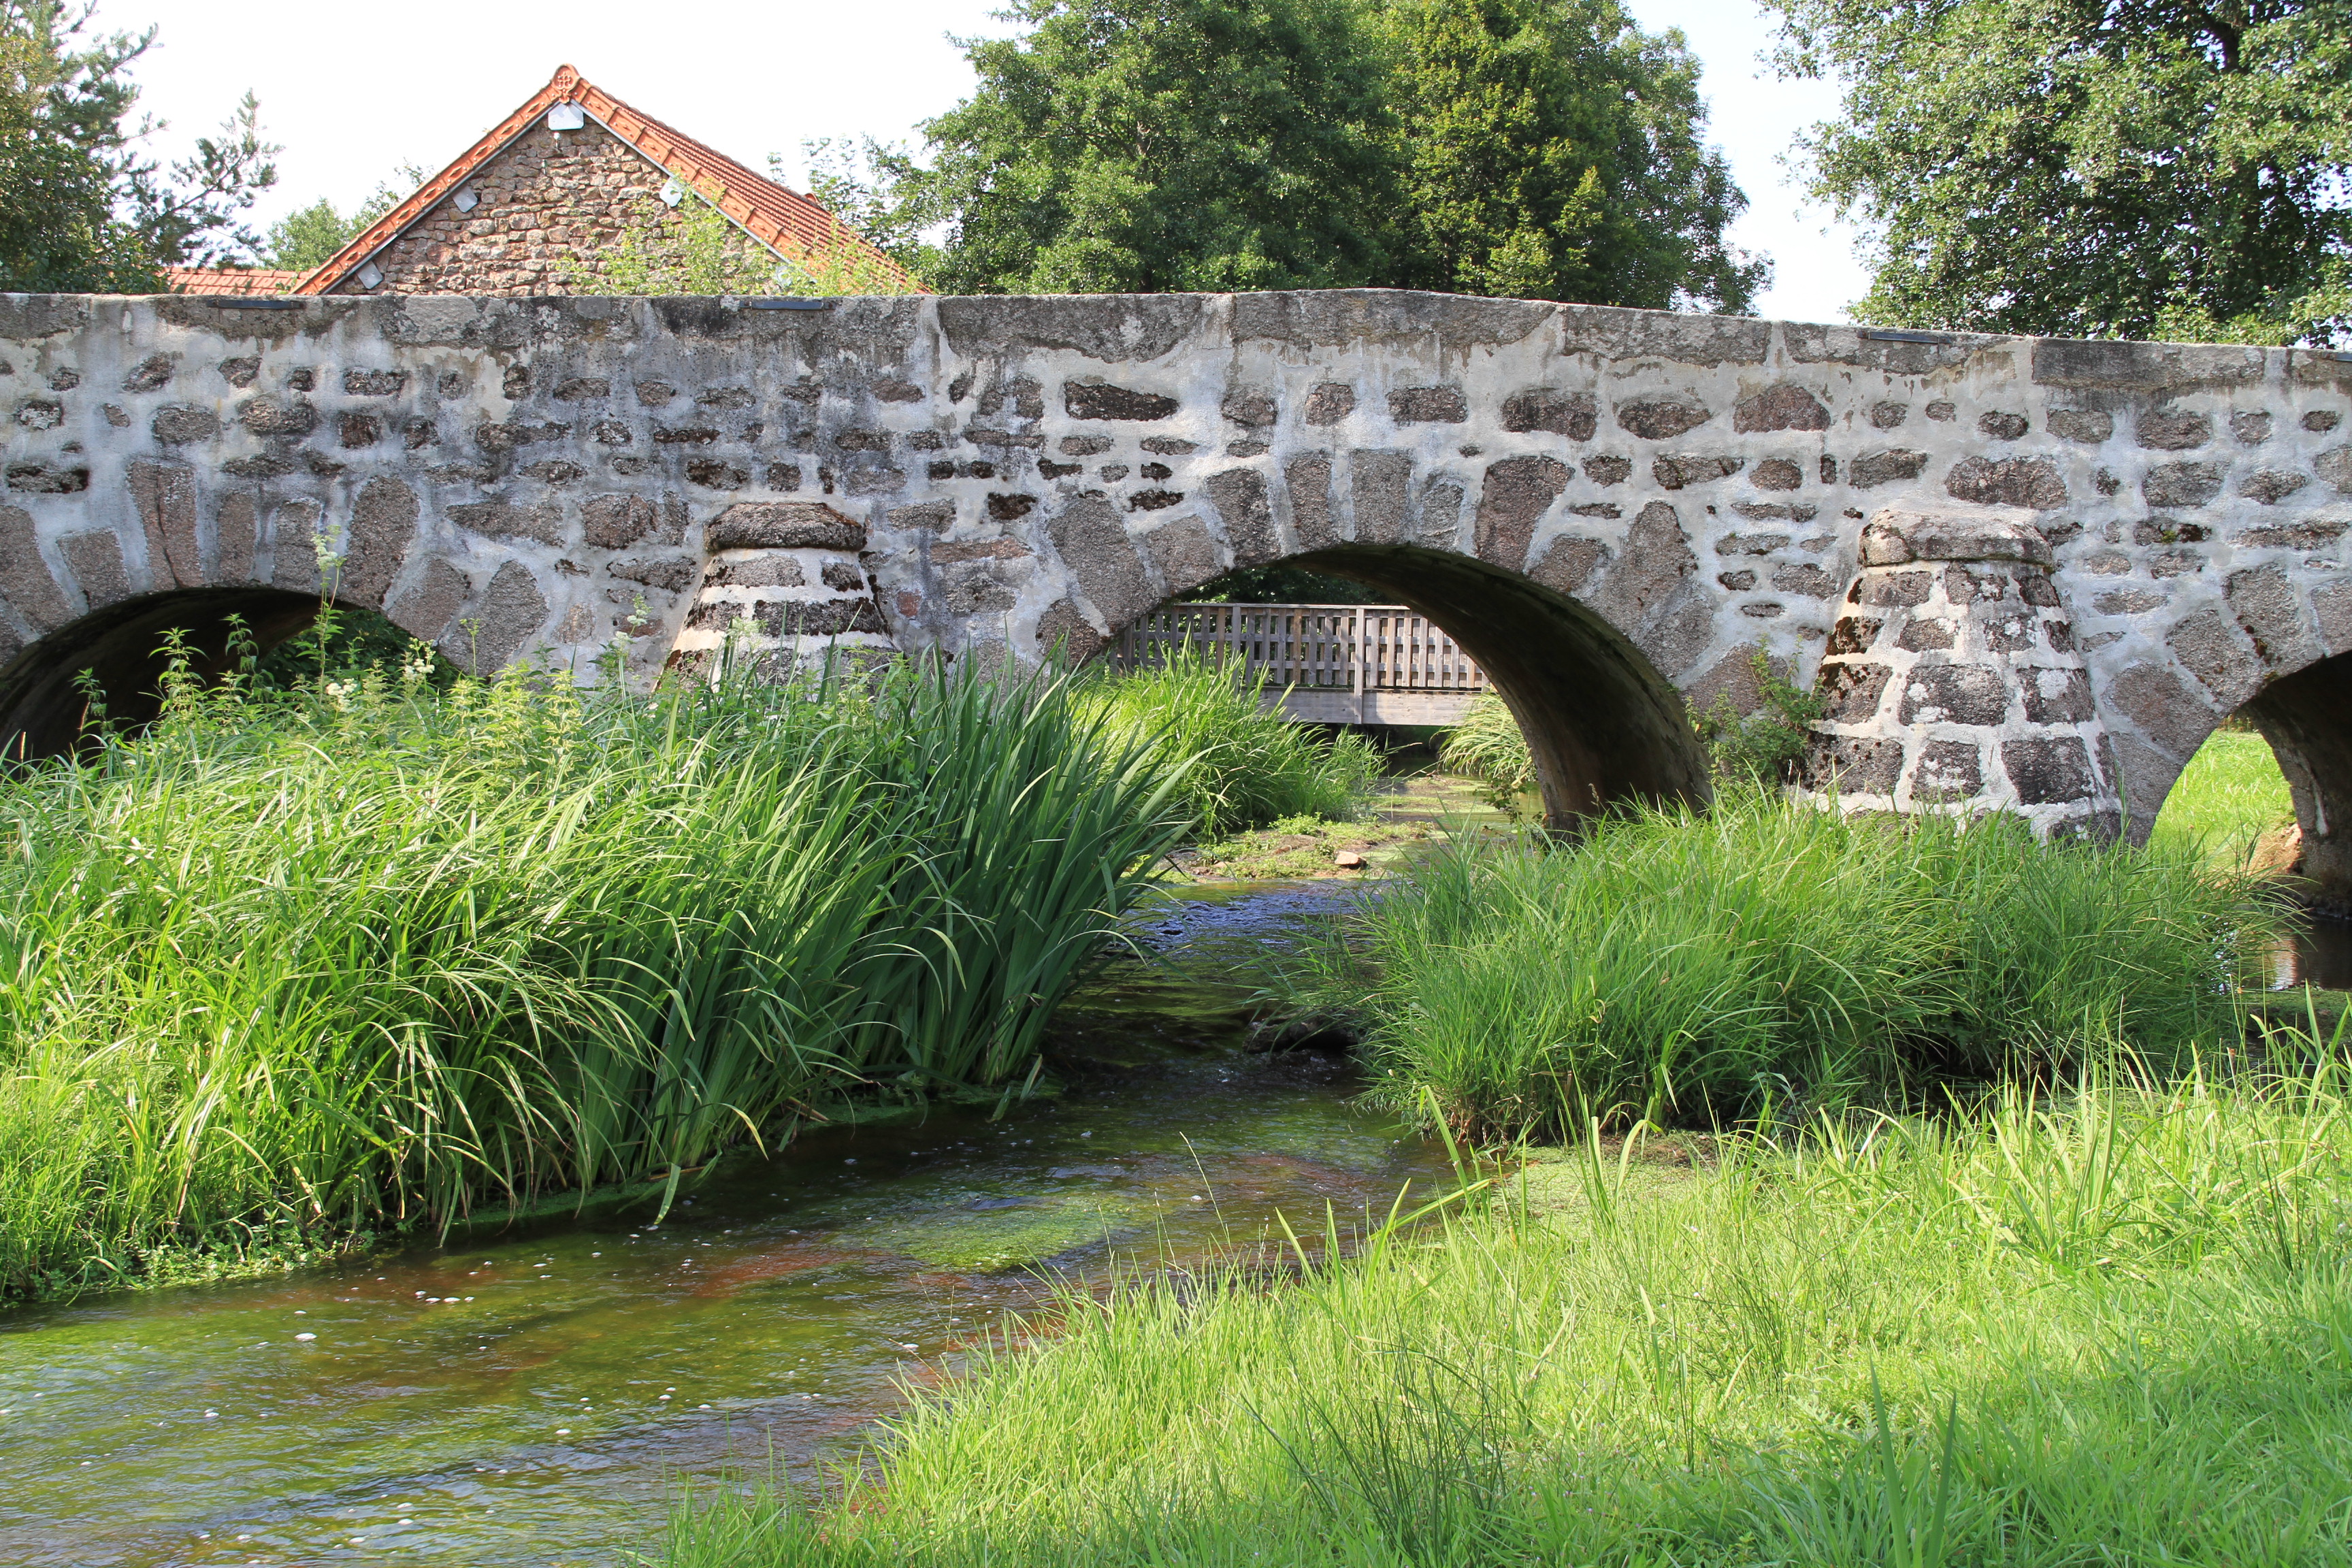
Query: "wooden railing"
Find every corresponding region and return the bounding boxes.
[1113,603,1486,725]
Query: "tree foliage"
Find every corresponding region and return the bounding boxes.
[886,0,1401,293]
[1771,0,2352,343]
[846,0,1758,308]
[1375,0,1765,311]
[0,1,277,293]
[261,198,354,271]
[263,165,433,273]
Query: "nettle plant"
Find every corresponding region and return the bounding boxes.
[1691,651,1825,785]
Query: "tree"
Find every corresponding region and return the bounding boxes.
[262,198,353,270]
[884,0,1404,293]
[0,1,277,292]
[841,0,1760,309]
[1,5,153,290]
[1770,0,2352,344]
[1373,0,1766,312]
[263,166,427,272]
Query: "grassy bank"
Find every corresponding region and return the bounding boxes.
[1082,648,1382,838]
[0,641,1378,1300]
[1437,689,1536,810]
[1300,796,2277,1139]
[664,1050,2352,1567]
[2151,725,2295,864]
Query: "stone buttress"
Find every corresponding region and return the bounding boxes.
[1802,507,2121,839]
[665,501,889,683]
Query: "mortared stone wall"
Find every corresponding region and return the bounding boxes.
[3,290,2350,887]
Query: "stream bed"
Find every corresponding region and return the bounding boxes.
[0,879,1452,1568]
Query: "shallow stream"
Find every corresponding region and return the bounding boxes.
[0,879,1452,1568]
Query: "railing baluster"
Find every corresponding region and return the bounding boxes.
[1109,602,1490,710]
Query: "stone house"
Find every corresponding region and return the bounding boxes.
[166,65,913,297]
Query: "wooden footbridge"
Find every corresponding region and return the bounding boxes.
[1113,603,1487,725]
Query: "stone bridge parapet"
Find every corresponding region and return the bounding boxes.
[3,291,2349,883]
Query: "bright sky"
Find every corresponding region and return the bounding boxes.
[96,0,1872,323]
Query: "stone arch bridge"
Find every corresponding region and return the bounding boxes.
[4,290,2349,900]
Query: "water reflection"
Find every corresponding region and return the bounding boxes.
[2273,914,2352,993]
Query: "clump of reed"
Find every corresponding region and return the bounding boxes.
[1435,689,1535,808]
[1296,795,2279,1139]
[0,647,1194,1298]
[660,1046,2352,1567]
[1077,644,1382,839]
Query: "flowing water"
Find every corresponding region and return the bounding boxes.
[0,878,1455,1568]
[2275,915,2352,994]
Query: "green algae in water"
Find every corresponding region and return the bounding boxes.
[851,1194,1142,1273]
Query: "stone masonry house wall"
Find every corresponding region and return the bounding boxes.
[328,121,759,297]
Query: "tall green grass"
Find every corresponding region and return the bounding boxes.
[663,1051,2352,1567]
[1079,646,1381,838]
[0,653,1196,1298]
[1435,689,1535,807]
[1300,796,2278,1138]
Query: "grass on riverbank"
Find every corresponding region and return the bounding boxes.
[1436,689,1535,811]
[1183,813,1434,881]
[1081,648,1382,838]
[2,643,1321,1300]
[664,1047,2352,1567]
[1297,795,2279,1140]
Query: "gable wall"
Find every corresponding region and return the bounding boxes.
[329,123,763,296]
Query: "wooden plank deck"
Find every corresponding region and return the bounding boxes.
[1112,603,1486,725]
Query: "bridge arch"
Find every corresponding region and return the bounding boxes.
[2129,644,2352,916]
[2239,654,2352,910]
[0,584,336,757]
[1087,537,1712,827]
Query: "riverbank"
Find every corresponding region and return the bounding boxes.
[0,876,1444,1567]
[1301,792,2282,1140]
[665,1052,2352,1567]
[0,644,1376,1303]
[657,747,2344,1568]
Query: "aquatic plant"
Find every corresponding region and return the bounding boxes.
[660,1054,2352,1566]
[0,651,1193,1298]
[1299,795,2278,1139]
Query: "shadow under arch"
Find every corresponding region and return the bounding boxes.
[0,585,329,761]
[1215,542,1710,827]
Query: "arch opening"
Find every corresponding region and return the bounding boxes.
[0,587,327,761]
[1119,542,1712,828]
[2237,651,2352,920]
[2146,651,2352,989]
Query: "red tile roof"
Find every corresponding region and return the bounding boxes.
[167,266,312,295]
[297,65,918,295]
